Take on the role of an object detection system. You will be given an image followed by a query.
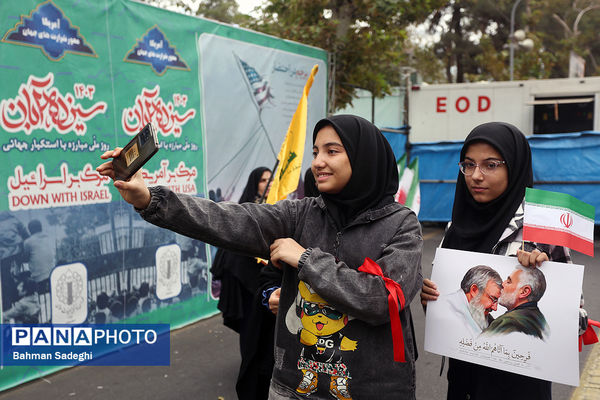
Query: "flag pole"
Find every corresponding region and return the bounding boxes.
[257,113,278,159]
[233,52,278,159]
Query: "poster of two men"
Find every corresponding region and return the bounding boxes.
[425,247,584,386]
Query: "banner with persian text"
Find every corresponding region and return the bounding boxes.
[0,0,327,390]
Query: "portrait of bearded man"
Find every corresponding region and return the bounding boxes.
[434,265,502,337]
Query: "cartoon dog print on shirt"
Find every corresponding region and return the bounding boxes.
[285,281,357,400]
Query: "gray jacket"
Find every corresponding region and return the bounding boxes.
[140,186,423,399]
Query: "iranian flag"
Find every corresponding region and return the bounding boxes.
[394,154,420,216]
[523,188,595,256]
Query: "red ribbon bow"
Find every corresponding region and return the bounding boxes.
[358,257,406,362]
[579,319,600,351]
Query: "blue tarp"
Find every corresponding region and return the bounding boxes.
[381,127,408,161]
[410,131,600,223]
[410,141,461,222]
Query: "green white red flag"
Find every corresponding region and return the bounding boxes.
[523,188,595,256]
[394,154,420,216]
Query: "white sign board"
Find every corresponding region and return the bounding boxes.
[50,262,88,324]
[199,33,327,202]
[425,248,583,386]
[155,244,182,300]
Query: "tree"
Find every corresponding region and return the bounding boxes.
[421,0,600,82]
[139,0,600,88]
[403,42,446,84]
[529,0,600,77]
[247,0,445,111]
[423,0,488,83]
[467,0,556,81]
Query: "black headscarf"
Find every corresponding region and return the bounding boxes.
[312,115,399,229]
[303,167,320,198]
[238,167,271,204]
[441,122,532,253]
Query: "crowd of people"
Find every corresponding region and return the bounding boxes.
[88,282,152,323]
[96,115,586,399]
[0,114,584,399]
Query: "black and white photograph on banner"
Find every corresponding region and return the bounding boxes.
[0,204,211,325]
[425,247,584,386]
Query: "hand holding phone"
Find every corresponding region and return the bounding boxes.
[112,123,159,181]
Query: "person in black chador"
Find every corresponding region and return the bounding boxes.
[210,166,272,399]
[236,167,320,400]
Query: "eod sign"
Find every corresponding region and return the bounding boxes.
[436,95,491,113]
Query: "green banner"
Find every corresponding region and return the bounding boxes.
[0,0,327,391]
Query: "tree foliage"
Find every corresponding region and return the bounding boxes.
[529,0,600,77]
[423,0,600,83]
[139,0,600,96]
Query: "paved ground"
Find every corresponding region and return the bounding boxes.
[0,225,599,399]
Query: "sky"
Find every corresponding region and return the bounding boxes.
[236,0,263,15]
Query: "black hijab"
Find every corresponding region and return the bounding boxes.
[312,114,399,229]
[441,122,532,253]
[238,167,271,204]
[303,167,320,198]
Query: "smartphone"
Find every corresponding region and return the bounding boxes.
[112,123,159,181]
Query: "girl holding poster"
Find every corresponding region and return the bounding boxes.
[420,122,573,400]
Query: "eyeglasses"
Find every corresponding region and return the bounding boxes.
[302,302,344,320]
[458,160,506,176]
[484,291,499,305]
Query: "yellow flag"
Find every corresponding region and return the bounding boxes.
[266,64,319,204]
